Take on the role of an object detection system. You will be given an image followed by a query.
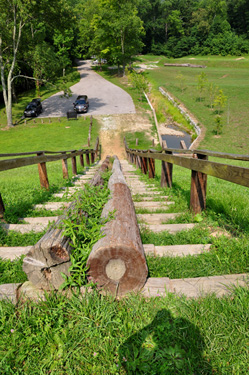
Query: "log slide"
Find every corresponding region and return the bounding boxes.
[22,156,110,290]
[86,158,148,297]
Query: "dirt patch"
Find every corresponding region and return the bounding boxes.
[97,112,154,159]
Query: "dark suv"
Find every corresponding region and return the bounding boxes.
[73,95,89,113]
[24,99,43,117]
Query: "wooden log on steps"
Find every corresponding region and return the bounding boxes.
[87,158,148,297]
[22,157,110,290]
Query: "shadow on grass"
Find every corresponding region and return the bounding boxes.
[119,308,214,374]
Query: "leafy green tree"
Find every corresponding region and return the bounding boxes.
[176,73,187,93]
[214,89,227,115]
[90,0,144,76]
[127,70,149,100]
[207,82,218,110]
[197,72,208,101]
[0,0,73,127]
[53,29,74,76]
[30,42,60,97]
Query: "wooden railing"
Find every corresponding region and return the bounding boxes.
[124,138,249,213]
[0,137,100,215]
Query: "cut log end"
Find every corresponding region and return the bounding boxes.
[87,245,148,297]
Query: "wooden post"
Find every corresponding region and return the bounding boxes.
[190,154,208,213]
[148,156,155,179]
[88,137,90,147]
[152,139,155,147]
[136,138,138,146]
[136,155,140,169]
[91,152,95,164]
[37,152,49,189]
[86,152,90,166]
[141,157,148,174]
[61,152,69,179]
[80,153,84,168]
[180,140,187,150]
[161,140,173,188]
[0,193,5,218]
[71,153,77,175]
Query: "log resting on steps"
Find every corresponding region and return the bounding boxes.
[87,158,148,297]
[22,157,110,290]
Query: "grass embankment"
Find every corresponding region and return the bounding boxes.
[139,54,249,154]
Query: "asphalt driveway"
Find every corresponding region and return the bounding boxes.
[41,60,135,118]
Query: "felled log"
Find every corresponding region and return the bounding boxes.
[22,156,110,290]
[164,63,206,68]
[87,158,148,297]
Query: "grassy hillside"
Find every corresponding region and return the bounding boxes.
[139,55,249,154]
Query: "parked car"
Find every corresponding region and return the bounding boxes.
[73,95,89,113]
[24,98,43,117]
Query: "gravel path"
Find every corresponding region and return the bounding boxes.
[41,60,135,118]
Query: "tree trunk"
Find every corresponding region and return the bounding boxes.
[87,158,148,297]
[22,157,111,290]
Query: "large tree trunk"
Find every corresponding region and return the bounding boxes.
[87,158,148,297]
[22,157,111,290]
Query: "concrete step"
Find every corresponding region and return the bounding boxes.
[143,244,212,257]
[142,274,248,298]
[132,190,162,196]
[1,215,59,233]
[52,193,72,199]
[21,217,58,225]
[1,223,48,234]
[137,213,181,224]
[134,201,175,209]
[34,202,70,211]
[139,223,196,233]
[0,246,32,260]
[134,196,169,202]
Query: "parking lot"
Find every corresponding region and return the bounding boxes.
[40,60,135,118]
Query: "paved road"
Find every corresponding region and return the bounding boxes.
[41,60,135,118]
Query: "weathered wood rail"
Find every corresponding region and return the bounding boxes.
[124,138,249,213]
[0,137,100,216]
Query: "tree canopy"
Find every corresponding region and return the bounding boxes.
[0,0,249,125]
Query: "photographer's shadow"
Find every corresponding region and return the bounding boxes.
[119,308,214,374]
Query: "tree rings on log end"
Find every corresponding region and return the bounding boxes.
[87,245,148,297]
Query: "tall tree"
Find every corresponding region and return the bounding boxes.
[0,0,73,127]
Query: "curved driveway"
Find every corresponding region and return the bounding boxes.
[41,60,135,117]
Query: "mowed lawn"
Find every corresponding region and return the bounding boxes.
[141,55,249,154]
[0,117,100,223]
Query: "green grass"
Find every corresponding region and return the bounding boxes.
[0,257,27,284]
[0,288,249,374]
[138,54,249,154]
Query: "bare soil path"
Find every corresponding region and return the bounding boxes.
[97,112,154,159]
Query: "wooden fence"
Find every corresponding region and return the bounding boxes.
[0,137,100,216]
[124,138,249,214]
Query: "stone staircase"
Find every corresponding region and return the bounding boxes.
[0,159,248,300]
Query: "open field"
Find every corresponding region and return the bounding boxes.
[138,55,249,154]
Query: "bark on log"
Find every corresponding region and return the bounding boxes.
[22,156,110,290]
[87,158,148,297]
